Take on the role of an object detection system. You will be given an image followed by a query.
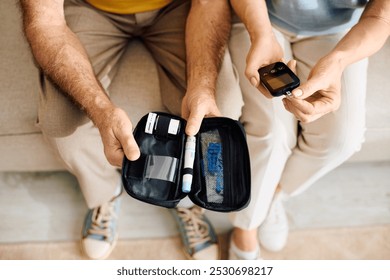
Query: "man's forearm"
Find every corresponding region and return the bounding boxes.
[186,0,231,93]
[21,0,113,125]
[328,0,390,69]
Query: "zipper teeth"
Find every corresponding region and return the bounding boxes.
[219,126,234,206]
[229,127,239,206]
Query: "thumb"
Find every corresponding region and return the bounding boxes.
[286,59,297,75]
[246,62,261,88]
[245,48,263,87]
[292,76,323,100]
[116,126,141,161]
[122,134,141,161]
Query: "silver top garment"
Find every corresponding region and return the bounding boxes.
[267,0,369,36]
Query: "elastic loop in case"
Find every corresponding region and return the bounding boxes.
[144,155,179,183]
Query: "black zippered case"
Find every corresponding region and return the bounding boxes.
[121,112,251,212]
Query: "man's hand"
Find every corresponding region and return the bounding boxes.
[181,87,221,136]
[245,34,284,98]
[95,107,140,167]
[282,55,343,123]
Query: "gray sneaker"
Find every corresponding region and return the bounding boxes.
[81,194,121,259]
[170,206,220,260]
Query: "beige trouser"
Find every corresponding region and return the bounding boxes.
[38,0,243,209]
[228,23,367,229]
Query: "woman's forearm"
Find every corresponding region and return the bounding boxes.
[328,0,390,69]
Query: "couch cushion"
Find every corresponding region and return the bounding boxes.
[350,39,390,162]
[0,1,41,135]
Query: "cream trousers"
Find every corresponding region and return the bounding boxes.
[228,23,367,229]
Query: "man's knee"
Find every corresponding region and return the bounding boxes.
[44,121,102,169]
[38,75,90,138]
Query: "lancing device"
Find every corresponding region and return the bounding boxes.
[182,135,196,193]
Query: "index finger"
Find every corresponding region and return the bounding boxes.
[286,95,334,116]
[185,104,210,136]
[185,103,221,136]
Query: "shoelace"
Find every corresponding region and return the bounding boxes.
[88,200,118,240]
[176,207,212,249]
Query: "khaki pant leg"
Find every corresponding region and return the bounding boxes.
[142,0,243,119]
[141,0,190,116]
[38,0,134,208]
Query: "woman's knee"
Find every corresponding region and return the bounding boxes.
[300,124,366,164]
[215,50,244,120]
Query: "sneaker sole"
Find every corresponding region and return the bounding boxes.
[80,234,118,260]
[182,242,222,260]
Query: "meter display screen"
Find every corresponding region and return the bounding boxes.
[267,73,295,90]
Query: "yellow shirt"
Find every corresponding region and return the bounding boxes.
[86,0,173,14]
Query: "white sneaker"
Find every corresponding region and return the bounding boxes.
[258,192,289,252]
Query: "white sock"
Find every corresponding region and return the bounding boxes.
[113,181,122,197]
[230,239,260,260]
[176,196,195,209]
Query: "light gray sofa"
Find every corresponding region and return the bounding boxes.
[1,0,390,174]
[1,0,165,172]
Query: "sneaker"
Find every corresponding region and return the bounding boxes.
[228,234,261,260]
[170,206,220,260]
[81,194,121,259]
[258,192,289,252]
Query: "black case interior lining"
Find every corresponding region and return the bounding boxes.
[122,112,250,212]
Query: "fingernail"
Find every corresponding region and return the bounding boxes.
[129,150,141,161]
[186,125,196,135]
[294,89,303,97]
[292,60,297,68]
[250,77,258,87]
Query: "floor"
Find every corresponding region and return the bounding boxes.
[0,161,389,260]
[1,225,389,260]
